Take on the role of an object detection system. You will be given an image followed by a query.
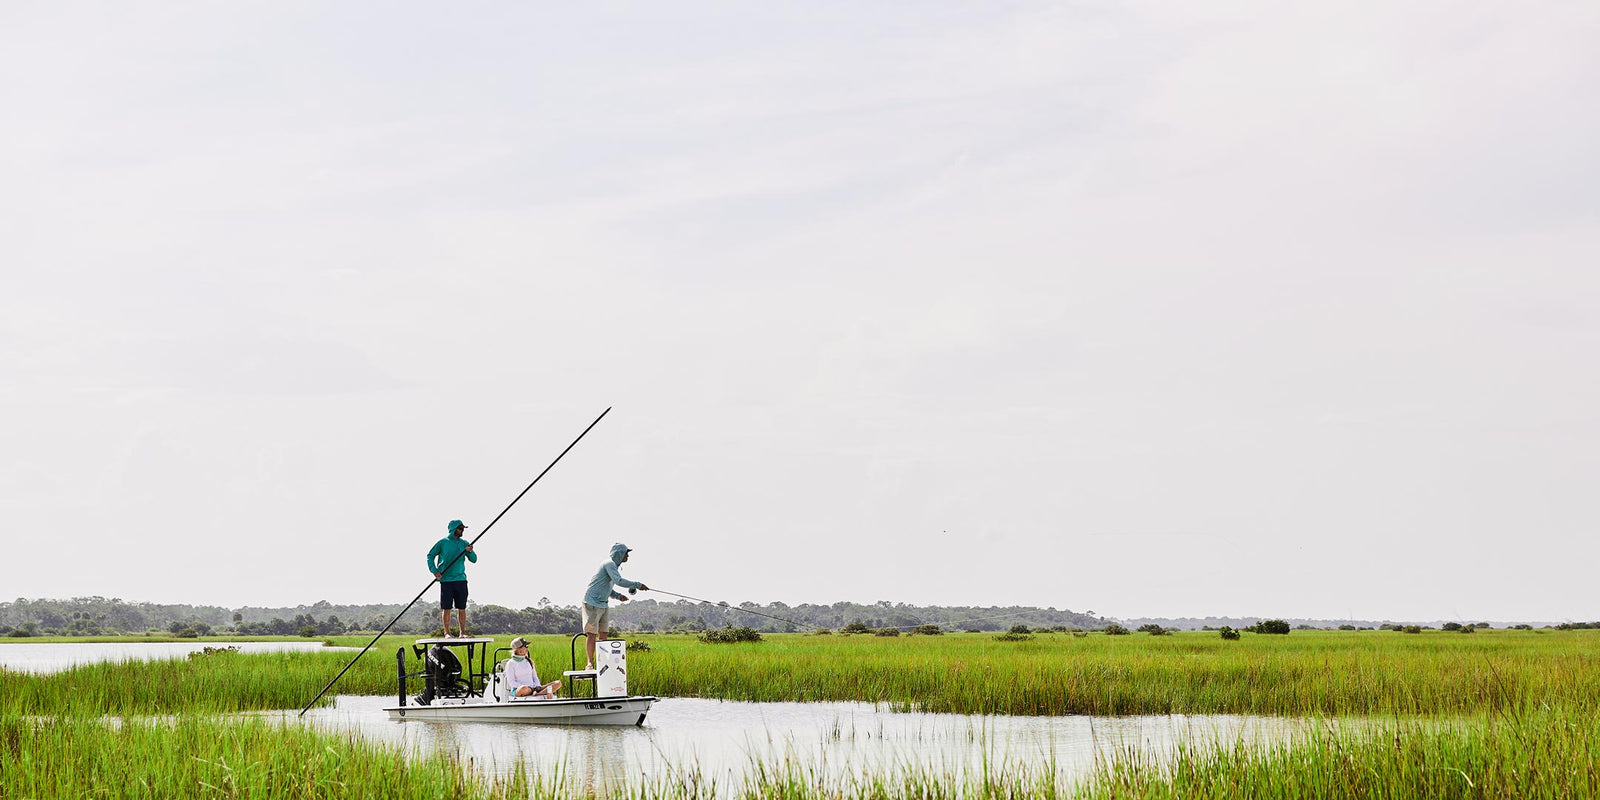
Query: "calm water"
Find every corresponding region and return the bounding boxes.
[287,695,1315,788]
[0,641,355,673]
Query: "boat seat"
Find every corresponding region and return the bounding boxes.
[563,668,599,698]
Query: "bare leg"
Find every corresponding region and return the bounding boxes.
[515,685,533,697]
[539,680,562,698]
[588,626,610,669]
[455,608,468,637]
[584,632,597,669]
[441,609,450,636]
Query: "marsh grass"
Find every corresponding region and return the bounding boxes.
[609,629,1600,717]
[7,630,1600,718]
[0,713,542,800]
[6,631,1600,798]
[1083,709,1600,799]
[6,709,1594,799]
[6,630,1600,799]
[730,711,1600,799]
[0,640,410,715]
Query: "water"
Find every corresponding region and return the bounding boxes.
[288,695,1314,789]
[0,641,355,673]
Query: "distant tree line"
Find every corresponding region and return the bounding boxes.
[0,596,577,638]
[1129,616,1566,631]
[6,597,1588,639]
[1,596,1103,637]
[605,599,1104,634]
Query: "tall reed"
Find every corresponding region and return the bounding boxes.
[612,629,1600,717]
[0,644,404,716]
[6,709,1595,799]
[8,630,1599,718]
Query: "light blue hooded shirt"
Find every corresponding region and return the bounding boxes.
[583,543,642,608]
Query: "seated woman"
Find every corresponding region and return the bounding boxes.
[504,636,561,699]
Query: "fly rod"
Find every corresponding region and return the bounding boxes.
[298,406,612,716]
[648,589,822,631]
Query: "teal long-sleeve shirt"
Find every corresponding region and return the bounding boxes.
[427,537,477,582]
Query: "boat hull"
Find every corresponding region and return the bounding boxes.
[382,695,656,726]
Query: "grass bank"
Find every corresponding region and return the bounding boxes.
[2,635,323,644]
[1082,708,1600,799]
[0,714,541,800]
[0,641,409,716]
[7,630,1600,718]
[4,709,1596,799]
[607,629,1600,717]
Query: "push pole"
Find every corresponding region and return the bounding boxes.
[297,407,612,716]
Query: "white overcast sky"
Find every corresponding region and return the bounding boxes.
[3,3,1597,621]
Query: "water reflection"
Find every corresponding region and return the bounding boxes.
[290,695,1313,790]
[0,641,356,673]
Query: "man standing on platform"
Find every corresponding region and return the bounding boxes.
[427,519,477,637]
[582,543,647,668]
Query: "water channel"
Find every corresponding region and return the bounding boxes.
[291,694,1313,787]
[0,640,356,673]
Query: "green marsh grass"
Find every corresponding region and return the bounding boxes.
[728,711,1600,799]
[0,640,409,716]
[5,631,1600,797]
[8,630,1600,718]
[0,713,546,800]
[597,629,1600,717]
[5,710,1596,799]
[1082,709,1600,799]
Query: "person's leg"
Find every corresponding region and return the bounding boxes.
[582,604,601,669]
[515,685,533,697]
[440,585,451,636]
[456,582,469,636]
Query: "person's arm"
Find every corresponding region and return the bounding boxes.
[466,543,477,563]
[607,562,644,592]
[426,542,442,576]
[604,562,629,601]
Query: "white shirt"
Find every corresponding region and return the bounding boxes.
[504,656,541,691]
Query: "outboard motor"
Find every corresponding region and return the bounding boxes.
[418,645,465,705]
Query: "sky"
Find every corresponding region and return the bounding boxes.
[3,3,1597,622]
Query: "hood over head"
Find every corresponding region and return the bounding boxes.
[610,543,631,564]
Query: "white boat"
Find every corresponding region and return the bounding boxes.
[381,636,656,726]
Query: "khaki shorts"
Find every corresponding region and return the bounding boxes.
[582,604,610,635]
